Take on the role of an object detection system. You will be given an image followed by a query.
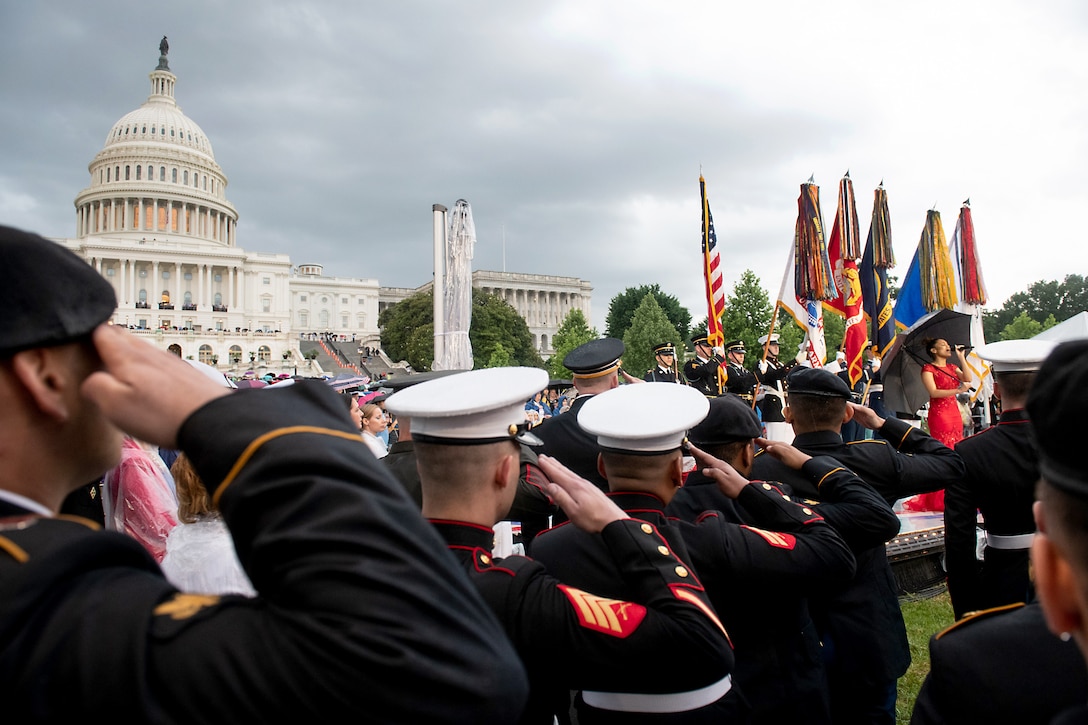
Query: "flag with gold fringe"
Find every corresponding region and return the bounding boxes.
[777,240,827,369]
[950,199,993,410]
[822,173,868,387]
[700,175,725,346]
[894,208,958,331]
[860,183,896,358]
[793,177,838,301]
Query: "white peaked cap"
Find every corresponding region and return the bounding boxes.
[975,339,1058,373]
[384,367,548,443]
[758,333,780,345]
[579,382,710,453]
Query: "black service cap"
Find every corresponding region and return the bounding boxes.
[564,338,624,378]
[786,367,852,398]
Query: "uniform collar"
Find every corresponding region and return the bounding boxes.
[428,519,495,550]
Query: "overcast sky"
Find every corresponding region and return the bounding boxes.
[2,1,1085,333]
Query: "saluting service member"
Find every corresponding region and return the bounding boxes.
[386,366,735,725]
[944,339,1055,619]
[644,341,682,383]
[683,333,726,397]
[722,339,758,400]
[668,393,898,725]
[533,337,625,492]
[750,367,965,725]
[0,225,528,723]
[533,382,858,723]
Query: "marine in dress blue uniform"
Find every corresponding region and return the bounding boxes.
[386,367,735,725]
[0,224,528,723]
[533,382,859,723]
[945,339,1055,619]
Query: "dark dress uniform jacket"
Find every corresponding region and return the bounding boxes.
[910,601,1088,725]
[432,518,735,725]
[533,483,857,723]
[644,366,681,383]
[749,418,964,700]
[684,355,725,397]
[946,408,1038,619]
[533,395,609,491]
[668,456,897,725]
[382,438,422,506]
[0,382,528,724]
[754,358,793,422]
[724,362,758,398]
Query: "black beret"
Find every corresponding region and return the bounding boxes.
[786,367,852,398]
[653,342,676,355]
[564,338,624,378]
[1027,340,1088,497]
[688,393,762,446]
[0,225,116,356]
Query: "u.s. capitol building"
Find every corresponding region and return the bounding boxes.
[53,41,591,372]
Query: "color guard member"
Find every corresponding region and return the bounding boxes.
[644,341,682,383]
[683,334,726,397]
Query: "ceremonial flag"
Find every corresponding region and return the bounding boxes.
[794,177,838,301]
[777,240,827,368]
[860,183,896,358]
[823,173,867,386]
[950,200,993,407]
[700,175,725,346]
[894,208,957,331]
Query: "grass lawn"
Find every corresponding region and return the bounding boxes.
[896,590,955,725]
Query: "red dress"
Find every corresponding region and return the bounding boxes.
[903,363,963,513]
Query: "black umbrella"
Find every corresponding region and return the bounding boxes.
[881,308,973,415]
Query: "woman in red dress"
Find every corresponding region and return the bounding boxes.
[904,337,971,512]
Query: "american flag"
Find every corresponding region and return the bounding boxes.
[700,175,725,346]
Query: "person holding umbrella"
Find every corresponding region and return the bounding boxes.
[920,337,973,448]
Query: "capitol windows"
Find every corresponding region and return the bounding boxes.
[148,166,153,180]
[261,297,271,313]
[214,292,223,306]
[229,345,242,364]
[319,310,330,328]
[183,170,188,185]
[115,166,120,181]
[198,345,213,364]
[214,274,222,283]
[184,291,193,306]
[142,126,146,134]
[299,311,308,327]
[184,272,193,281]
[105,267,116,277]
[138,289,147,303]
[258,346,271,362]
[341,316,348,328]
[341,297,348,304]
[300,294,307,302]
[125,166,131,180]
[136,166,141,181]
[263,277,270,285]
[172,168,177,183]
[160,167,165,182]
[106,168,110,182]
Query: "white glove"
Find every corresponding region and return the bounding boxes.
[712,346,725,357]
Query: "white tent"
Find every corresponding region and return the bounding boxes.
[1033,311,1088,342]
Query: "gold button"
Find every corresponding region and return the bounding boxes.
[802,508,813,515]
[657,545,670,556]
[641,523,654,534]
[762,483,773,490]
[480,554,491,565]
[782,494,790,500]
[675,566,689,577]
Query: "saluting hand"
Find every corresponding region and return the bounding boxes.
[686,442,749,499]
[755,437,812,471]
[537,454,630,533]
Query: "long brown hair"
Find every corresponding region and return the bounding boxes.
[171,453,213,523]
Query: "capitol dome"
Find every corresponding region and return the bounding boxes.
[74,40,237,247]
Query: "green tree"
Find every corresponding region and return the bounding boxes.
[999,312,1057,341]
[547,308,598,378]
[622,294,684,379]
[377,288,545,371]
[484,342,512,368]
[720,270,775,369]
[983,274,1088,341]
[606,284,691,342]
